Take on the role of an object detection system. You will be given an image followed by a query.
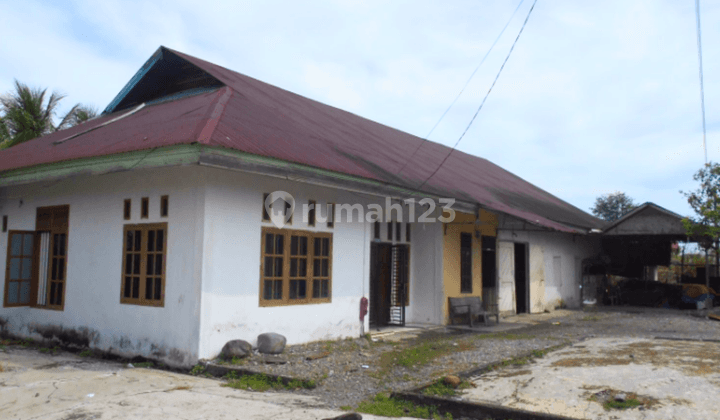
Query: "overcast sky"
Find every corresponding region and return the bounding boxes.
[1,0,718,218]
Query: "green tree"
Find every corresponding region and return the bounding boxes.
[681,162,720,286]
[591,192,637,221]
[0,80,94,149]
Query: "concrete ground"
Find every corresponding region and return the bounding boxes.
[464,337,720,420]
[0,349,415,420]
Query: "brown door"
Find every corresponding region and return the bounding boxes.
[370,243,392,327]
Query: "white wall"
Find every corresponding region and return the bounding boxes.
[198,168,378,359]
[406,222,444,325]
[496,229,601,313]
[0,166,205,367]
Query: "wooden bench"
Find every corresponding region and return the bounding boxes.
[448,296,498,327]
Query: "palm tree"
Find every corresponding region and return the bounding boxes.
[0,80,90,149]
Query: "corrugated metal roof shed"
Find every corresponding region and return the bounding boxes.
[0,47,604,233]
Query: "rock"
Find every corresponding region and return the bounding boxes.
[221,340,252,359]
[263,355,287,364]
[321,413,362,420]
[615,393,627,402]
[257,333,286,354]
[444,375,461,388]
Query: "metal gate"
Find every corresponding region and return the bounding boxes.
[388,244,409,326]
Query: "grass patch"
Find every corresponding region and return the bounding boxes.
[604,398,642,410]
[582,315,602,322]
[422,379,473,397]
[356,393,451,419]
[133,361,154,368]
[189,364,206,376]
[222,372,315,392]
[374,339,472,377]
[78,349,93,357]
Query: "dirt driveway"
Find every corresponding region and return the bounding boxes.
[464,337,720,420]
[0,350,412,420]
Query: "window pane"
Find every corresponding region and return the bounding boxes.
[264,256,273,277]
[289,280,297,299]
[321,280,329,298]
[53,234,59,256]
[313,279,320,298]
[11,234,22,256]
[147,255,155,275]
[133,254,140,275]
[56,283,63,306]
[125,254,133,275]
[57,259,65,280]
[265,233,274,254]
[313,259,321,277]
[273,280,282,299]
[51,258,58,280]
[290,259,298,277]
[291,236,298,256]
[154,278,162,300]
[132,277,140,298]
[124,277,132,298]
[299,259,307,277]
[49,283,57,305]
[58,234,66,256]
[300,237,308,256]
[148,230,155,252]
[126,231,133,251]
[274,257,283,277]
[134,230,141,251]
[156,230,164,252]
[314,238,321,256]
[264,280,273,300]
[9,258,20,280]
[322,259,329,277]
[322,238,330,256]
[274,235,284,254]
[21,257,32,279]
[23,234,34,255]
[155,255,162,275]
[7,282,18,304]
[146,277,153,299]
[19,281,30,304]
[298,279,306,298]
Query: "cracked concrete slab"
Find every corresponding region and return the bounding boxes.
[463,337,720,420]
[0,349,412,420]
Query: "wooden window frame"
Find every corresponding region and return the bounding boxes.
[160,195,169,218]
[141,197,149,219]
[124,199,131,220]
[460,232,473,293]
[259,227,332,307]
[120,223,167,307]
[3,230,38,308]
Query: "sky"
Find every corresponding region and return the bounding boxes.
[1,0,718,218]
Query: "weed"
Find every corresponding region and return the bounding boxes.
[39,347,50,353]
[582,315,602,322]
[423,379,473,397]
[356,393,451,419]
[189,364,206,376]
[222,373,314,392]
[604,398,642,410]
[133,361,154,368]
[230,356,246,365]
[78,349,93,357]
[339,405,352,411]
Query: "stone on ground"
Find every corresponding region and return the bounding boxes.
[444,375,461,388]
[221,339,252,359]
[257,333,286,354]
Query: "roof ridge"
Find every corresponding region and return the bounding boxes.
[194,86,233,145]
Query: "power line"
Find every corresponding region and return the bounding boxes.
[695,0,708,164]
[396,0,526,176]
[417,0,538,190]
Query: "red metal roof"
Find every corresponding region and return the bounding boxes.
[0,47,604,232]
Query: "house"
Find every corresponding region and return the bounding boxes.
[0,47,604,367]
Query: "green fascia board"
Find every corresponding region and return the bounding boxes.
[0,144,202,187]
[0,144,477,212]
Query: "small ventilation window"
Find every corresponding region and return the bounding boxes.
[161,195,169,218]
[124,199,131,220]
[141,197,149,219]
